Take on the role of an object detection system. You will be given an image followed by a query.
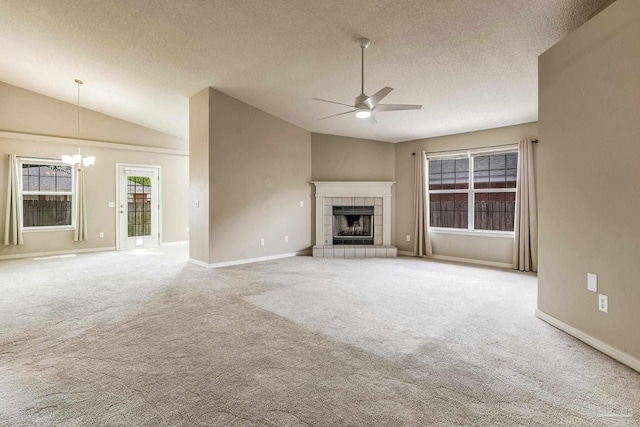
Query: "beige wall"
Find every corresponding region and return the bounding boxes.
[189,88,312,265]
[0,138,189,258]
[0,82,185,150]
[188,88,211,263]
[538,0,640,360]
[0,81,189,258]
[394,122,538,263]
[311,133,396,245]
[311,133,395,181]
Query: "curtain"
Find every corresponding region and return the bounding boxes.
[414,151,433,257]
[4,154,24,246]
[74,168,88,242]
[513,140,538,271]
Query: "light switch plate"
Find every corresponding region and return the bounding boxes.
[587,273,597,292]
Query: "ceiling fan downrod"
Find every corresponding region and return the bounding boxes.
[356,38,370,105]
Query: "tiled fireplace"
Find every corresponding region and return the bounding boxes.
[312,181,397,258]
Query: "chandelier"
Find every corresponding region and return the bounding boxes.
[62,79,95,167]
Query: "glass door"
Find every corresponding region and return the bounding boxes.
[117,165,160,249]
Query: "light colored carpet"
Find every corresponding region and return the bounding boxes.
[0,246,638,426]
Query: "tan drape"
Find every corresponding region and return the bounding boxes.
[513,140,538,271]
[414,151,433,257]
[74,168,88,242]
[4,154,23,246]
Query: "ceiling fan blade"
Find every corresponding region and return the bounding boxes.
[312,98,355,108]
[374,103,422,112]
[318,109,357,120]
[364,87,394,108]
[367,113,377,124]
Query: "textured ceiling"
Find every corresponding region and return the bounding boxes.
[0,0,606,143]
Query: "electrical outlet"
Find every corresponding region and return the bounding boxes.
[186,227,189,233]
[406,235,411,242]
[99,232,104,238]
[598,294,608,313]
[195,200,200,207]
[587,273,597,292]
[300,201,304,208]
[260,238,265,246]
[108,201,115,208]
[285,235,289,243]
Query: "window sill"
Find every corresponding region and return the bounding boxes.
[23,226,74,233]
[430,228,514,239]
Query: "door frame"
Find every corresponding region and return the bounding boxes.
[115,163,163,250]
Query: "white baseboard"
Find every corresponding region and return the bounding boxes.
[189,249,311,269]
[535,309,640,373]
[0,246,116,261]
[398,251,512,269]
[188,258,210,268]
[161,240,189,246]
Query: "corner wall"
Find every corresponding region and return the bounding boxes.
[538,0,640,362]
[311,133,396,245]
[189,88,312,265]
[311,133,395,181]
[394,122,538,264]
[188,89,211,263]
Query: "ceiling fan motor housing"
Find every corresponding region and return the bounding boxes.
[355,93,370,109]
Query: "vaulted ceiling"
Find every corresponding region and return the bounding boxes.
[0,0,606,143]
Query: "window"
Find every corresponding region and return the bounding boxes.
[21,160,74,228]
[428,150,518,232]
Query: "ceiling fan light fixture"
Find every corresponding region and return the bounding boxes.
[355,109,371,119]
[312,37,422,122]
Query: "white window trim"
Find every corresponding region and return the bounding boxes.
[18,157,76,231]
[22,226,75,233]
[430,228,515,239]
[427,148,518,236]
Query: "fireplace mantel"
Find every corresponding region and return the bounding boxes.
[312,181,396,257]
[312,181,395,198]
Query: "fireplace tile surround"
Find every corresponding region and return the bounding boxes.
[312,181,396,258]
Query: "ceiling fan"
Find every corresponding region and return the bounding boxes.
[313,38,422,123]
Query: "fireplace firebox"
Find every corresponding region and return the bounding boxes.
[332,206,374,245]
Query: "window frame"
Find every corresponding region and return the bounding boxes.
[19,157,76,232]
[428,147,518,236]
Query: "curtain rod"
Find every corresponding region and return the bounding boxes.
[412,140,538,155]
